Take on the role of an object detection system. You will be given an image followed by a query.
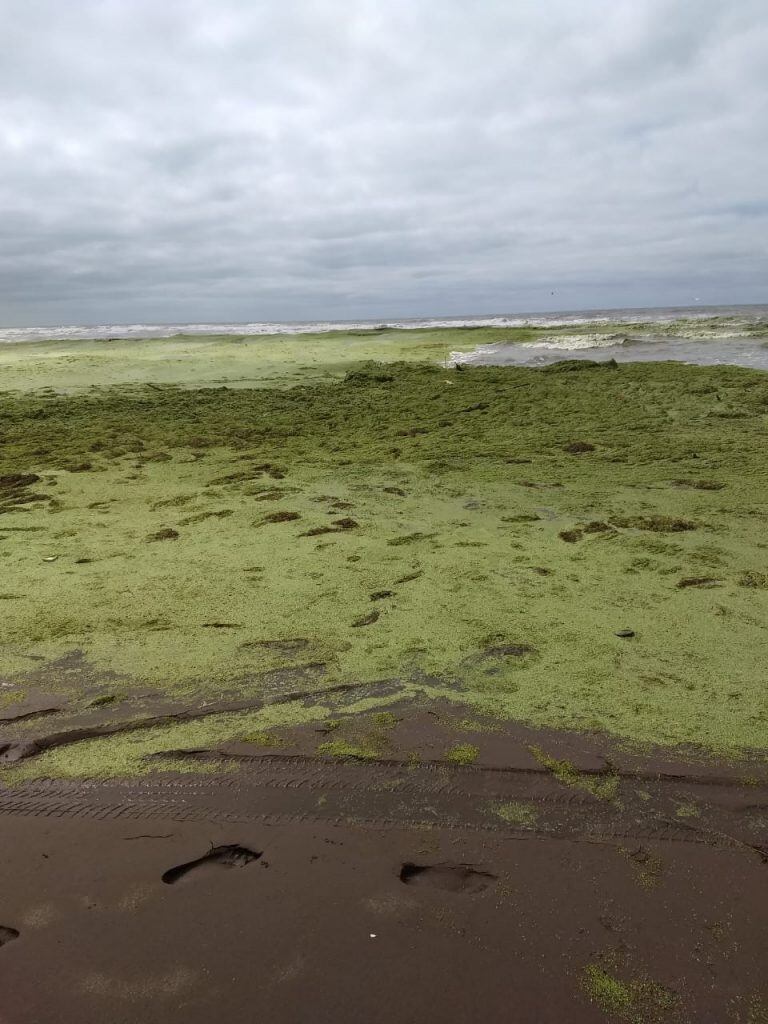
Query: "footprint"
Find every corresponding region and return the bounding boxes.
[162,844,262,885]
[0,926,19,947]
[399,863,495,894]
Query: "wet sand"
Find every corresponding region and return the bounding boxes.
[1,709,767,1023]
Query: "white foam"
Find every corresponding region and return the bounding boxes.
[1,305,766,345]
[0,316,538,344]
[520,333,627,351]
[448,343,504,366]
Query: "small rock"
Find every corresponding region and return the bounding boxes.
[614,629,635,638]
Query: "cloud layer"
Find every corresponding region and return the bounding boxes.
[1,0,766,325]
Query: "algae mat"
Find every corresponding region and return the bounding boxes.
[2,351,768,767]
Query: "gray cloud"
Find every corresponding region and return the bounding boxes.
[0,0,766,325]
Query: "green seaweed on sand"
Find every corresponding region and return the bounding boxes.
[1,346,768,780]
[674,800,700,819]
[372,711,398,729]
[2,700,339,782]
[240,730,282,747]
[530,747,620,801]
[488,800,538,827]
[619,846,664,889]
[316,738,380,760]
[314,706,399,760]
[445,743,479,765]
[581,963,680,1022]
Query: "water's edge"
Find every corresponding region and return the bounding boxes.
[2,303,768,345]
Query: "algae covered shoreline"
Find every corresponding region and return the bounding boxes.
[2,324,768,776]
[1,314,767,393]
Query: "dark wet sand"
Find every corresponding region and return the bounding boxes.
[1,717,768,1024]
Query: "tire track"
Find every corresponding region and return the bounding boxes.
[1,759,761,854]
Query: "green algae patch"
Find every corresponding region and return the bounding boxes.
[372,711,398,729]
[530,747,620,801]
[674,800,700,819]
[0,325,532,395]
[581,963,680,1022]
[316,738,381,760]
[1,354,768,773]
[1,700,336,782]
[445,743,479,765]
[240,731,282,747]
[488,800,538,827]
[583,966,635,1016]
[620,846,664,889]
[315,707,400,760]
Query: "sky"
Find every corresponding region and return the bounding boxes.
[0,0,766,326]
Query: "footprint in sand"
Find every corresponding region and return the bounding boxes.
[162,844,262,885]
[0,925,20,947]
[398,863,495,894]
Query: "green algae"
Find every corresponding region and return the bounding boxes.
[240,730,282,747]
[372,711,398,729]
[674,800,700,819]
[581,963,680,1022]
[0,326,525,394]
[582,966,635,1015]
[488,800,538,827]
[1,700,338,782]
[445,743,479,765]
[0,318,761,395]
[1,345,768,780]
[316,738,381,760]
[530,746,620,801]
[315,707,400,760]
[620,845,664,889]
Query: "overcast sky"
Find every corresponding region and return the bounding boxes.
[0,0,766,326]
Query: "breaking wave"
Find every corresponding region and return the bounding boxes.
[2,303,767,345]
[520,333,628,351]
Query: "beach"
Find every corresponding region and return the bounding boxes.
[1,311,768,1021]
